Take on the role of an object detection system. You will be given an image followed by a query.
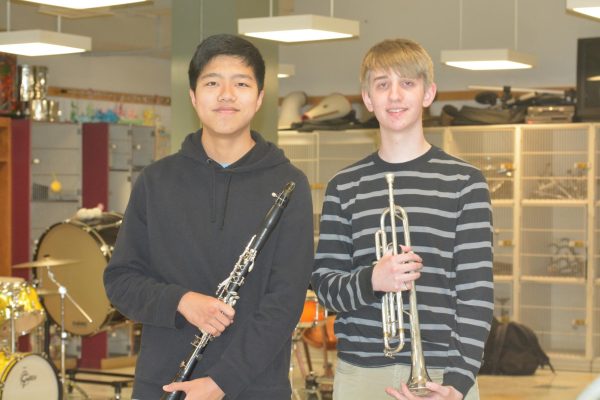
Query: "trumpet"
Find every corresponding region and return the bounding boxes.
[375,173,431,396]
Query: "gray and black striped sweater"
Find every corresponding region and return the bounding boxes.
[311,145,494,396]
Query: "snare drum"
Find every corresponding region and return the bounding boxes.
[34,212,124,336]
[298,290,327,328]
[0,277,44,337]
[0,352,61,399]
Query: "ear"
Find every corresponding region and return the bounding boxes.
[255,90,265,112]
[422,82,437,108]
[189,89,197,107]
[361,89,374,112]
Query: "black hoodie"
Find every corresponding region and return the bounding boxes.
[104,129,314,399]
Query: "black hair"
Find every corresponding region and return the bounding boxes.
[188,33,266,92]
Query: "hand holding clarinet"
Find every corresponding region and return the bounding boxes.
[161,182,296,400]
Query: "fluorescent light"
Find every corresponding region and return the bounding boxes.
[0,30,91,56]
[441,49,535,70]
[587,75,600,81]
[22,0,148,9]
[238,14,359,43]
[278,64,295,78]
[567,0,600,19]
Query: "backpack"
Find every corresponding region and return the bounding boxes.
[479,317,555,375]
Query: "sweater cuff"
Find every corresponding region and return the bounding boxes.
[442,371,474,398]
[358,264,384,303]
[158,284,189,329]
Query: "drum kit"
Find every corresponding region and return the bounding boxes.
[0,212,125,399]
[292,290,336,400]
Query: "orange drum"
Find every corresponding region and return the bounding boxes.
[298,290,327,328]
[303,315,337,350]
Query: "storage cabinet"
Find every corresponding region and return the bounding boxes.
[82,122,155,213]
[81,122,156,368]
[279,123,600,371]
[27,122,82,259]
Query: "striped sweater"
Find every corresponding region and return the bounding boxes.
[311,146,494,396]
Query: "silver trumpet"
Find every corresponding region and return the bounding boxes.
[374,173,431,396]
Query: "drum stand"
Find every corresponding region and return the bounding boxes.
[45,266,93,399]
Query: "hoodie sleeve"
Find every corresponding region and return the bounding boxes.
[206,172,314,399]
[103,172,188,329]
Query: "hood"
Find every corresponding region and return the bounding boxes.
[178,129,290,228]
[180,129,287,173]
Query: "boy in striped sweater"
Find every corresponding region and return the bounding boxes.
[311,38,494,400]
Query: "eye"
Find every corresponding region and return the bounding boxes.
[204,81,217,87]
[376,81,388,89]
[402,80,415,88]
[236,82,251,88]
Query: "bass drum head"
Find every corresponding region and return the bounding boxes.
[35,217,118,336]
[0,352,61,399]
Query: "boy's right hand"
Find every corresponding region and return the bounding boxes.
[372,245,422,293]
[177,292,235,335]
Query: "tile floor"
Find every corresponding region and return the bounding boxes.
[61,348,599,400]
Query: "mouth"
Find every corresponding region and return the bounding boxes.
[214,107,239,113]
[386,107,408,114]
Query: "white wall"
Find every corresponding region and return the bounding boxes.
[279,0,600,97]
[13,0,600,124]
[19,54,171,97]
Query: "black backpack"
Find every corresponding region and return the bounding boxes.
[479,317,555,375]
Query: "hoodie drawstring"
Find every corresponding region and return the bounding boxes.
[207,158,233,230]
[208,159,217,223]
[221,174,232,230]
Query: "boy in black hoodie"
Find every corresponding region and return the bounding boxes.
[104,34,314,399]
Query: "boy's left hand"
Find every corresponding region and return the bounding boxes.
[163,376,225,400]
[385,382,463,400]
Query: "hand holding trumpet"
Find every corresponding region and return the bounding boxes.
[372,245,422,293]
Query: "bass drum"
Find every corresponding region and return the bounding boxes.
[34,212,124,336]
[0,352,61,399]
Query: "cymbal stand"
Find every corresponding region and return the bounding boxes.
[45,266,93,399]
[8,286,17,354]
[291,327,322,400]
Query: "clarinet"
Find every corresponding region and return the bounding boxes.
[161,181,296,400]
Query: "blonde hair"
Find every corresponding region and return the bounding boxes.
[360,38,434,91]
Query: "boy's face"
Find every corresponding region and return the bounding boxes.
[361,68,436,134]
[189,54,264,139]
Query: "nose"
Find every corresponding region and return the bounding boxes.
[389,83,403,101]
[218,84,236,102]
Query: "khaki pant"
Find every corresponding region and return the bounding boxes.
[333,359,480,400]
